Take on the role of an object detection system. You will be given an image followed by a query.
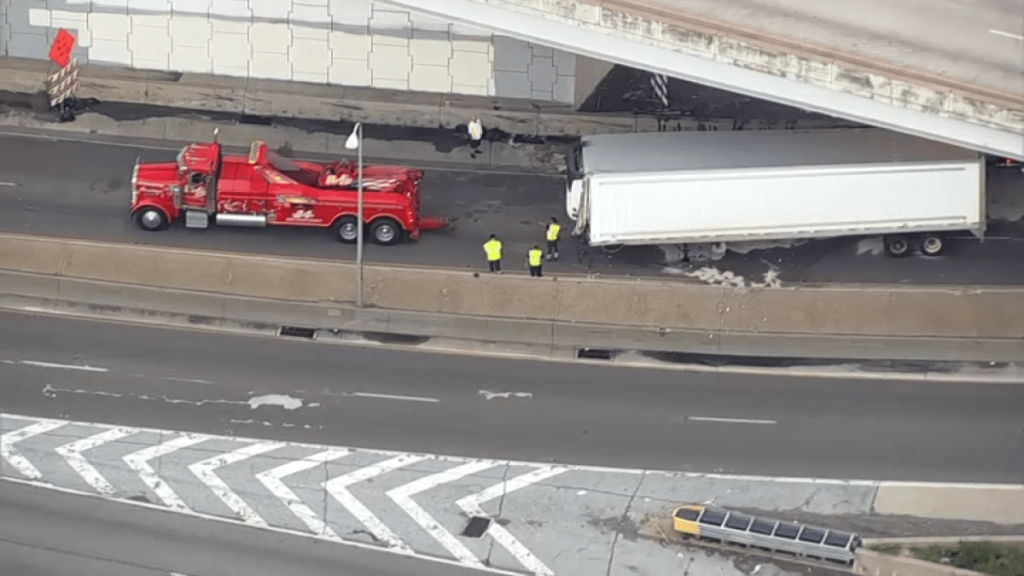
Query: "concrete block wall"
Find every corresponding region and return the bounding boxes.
[0,0,589,104]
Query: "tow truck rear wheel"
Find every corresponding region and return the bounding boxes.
[134,207,169,232]
[333,216,359,244]
[370,218,403,246]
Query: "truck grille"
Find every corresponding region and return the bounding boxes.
[131,161,139,204]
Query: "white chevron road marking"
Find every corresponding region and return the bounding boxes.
[456,466,569,576]
[388,460,497,568]
[256,448,351,540]
[189,441,284,527]
[2,412,927,576]
[325,453,428,553]
[124,433,211,511]
[55,426,136,495]
[1,420,67,479]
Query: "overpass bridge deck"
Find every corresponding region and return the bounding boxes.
[386,0,1024,159]
[627,0,1024,101]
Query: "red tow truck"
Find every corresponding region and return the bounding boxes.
[130,133,449,245]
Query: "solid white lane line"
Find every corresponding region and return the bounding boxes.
[990,29,1024,40]
[479,390,533,400]
[0,181,18,187]
[687,416,777,425]
[189,441,284,527]
[257,448,351,541]
[162,377,216,385]
[55,427,137,495]
[123,433,210,511]
[1,420,67,479]
[349,392,440,403]
[3,359,108,372]
[388,461,497,568]
[456,466,567,576]
[325,454,427,553]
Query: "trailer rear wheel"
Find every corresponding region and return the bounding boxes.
[135,207,168,231]
[333,216,359,244]
[918,234,944,256]
[370,218,403,246]
[884,235,910,258]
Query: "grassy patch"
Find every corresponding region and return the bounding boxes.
[909,542,1024,576]
[871,544,903,555]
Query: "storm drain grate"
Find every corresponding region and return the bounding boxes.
[460,516,492,538]
[576,348,614,361]
[278,326,317,339]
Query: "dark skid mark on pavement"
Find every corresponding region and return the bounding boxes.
[0,91,578,156]
[642,350,1010,374]
[350,331,430,345]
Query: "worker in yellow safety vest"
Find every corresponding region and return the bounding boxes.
[527,245,544,277]
[545,217,561,260]
[483,234,503,273]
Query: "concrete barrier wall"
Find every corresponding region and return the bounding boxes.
[854,550,986,576]
[873,483,1024,525]
[3,233,1024,340]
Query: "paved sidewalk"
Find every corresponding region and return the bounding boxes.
[0,56,860,137]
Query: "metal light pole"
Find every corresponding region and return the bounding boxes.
[345,122,364,307]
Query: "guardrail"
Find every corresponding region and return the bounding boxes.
[672,503,861,565]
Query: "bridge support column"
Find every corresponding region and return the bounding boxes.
[573,55,615,109]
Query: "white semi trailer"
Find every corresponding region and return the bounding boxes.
[564,129,986,257]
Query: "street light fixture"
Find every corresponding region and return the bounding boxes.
[344,122,364,308]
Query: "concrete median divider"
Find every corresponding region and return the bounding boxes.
[2,233,1024,360]
[0,235,66,276]
[854,549,986,576]
[873,482,1024,525]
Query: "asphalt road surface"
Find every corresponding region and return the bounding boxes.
[634,0,1024,98]
[2,131,1024,286]
[0,480,479,576]
[2,311,1022,482]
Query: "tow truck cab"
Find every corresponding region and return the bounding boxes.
[130,134,445,245]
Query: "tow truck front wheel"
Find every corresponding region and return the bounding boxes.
[134,207,169,232]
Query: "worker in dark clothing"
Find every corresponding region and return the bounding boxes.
[545,217,561,260]
[483,234,503,273]
[527,245,543,277]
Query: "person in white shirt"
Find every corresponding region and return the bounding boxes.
[467,117,483,158]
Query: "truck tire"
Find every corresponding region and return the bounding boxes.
[370,218,403,246]
[918,234,944,256]
[883,235,910,258]
[333,216,359,244]
[134,207,169,231]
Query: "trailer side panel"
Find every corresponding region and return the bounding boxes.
[586,161,984,246]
